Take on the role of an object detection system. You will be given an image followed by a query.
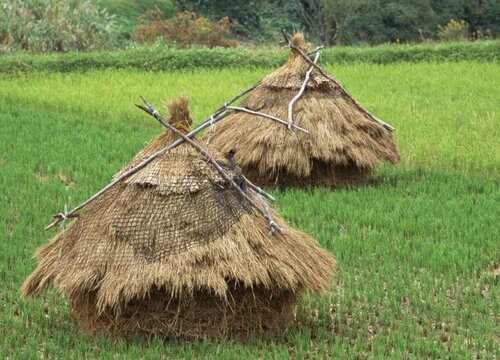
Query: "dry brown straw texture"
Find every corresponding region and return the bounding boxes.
[208,33,399,188]
[23,98,335,338]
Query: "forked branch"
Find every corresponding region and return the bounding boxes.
[45,109,232,229]
[255,193,283,235]
[287,51,321,129]
[242,175,275,202]
[45,83,282,230]
[46,43,319,230]
[227,106,309,133]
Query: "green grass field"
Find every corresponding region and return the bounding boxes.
[1,61,499,358]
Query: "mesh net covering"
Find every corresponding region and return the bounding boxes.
[55,131,248,264]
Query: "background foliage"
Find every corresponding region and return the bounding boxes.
[135,10,238,48]
[172,0,499,45]
[0,0,498,54]
[0,0,117,53]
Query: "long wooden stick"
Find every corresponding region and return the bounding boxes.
[211,82,262,119]
[45,110,231,230]
[137,97,283,234]
[153,106,276,203]
[227,106,309,133]
[47,47,319,230]
[287,51,320,129]
[45,82,269,230]
[307,45,324,55]
[283,32,395,132]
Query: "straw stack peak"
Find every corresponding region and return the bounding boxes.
[166,97,192,133]
[290,32,308,55]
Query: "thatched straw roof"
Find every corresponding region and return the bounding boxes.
[207,33,399,187]
[23,98,334,337]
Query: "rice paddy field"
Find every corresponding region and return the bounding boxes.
[0,61,499,358]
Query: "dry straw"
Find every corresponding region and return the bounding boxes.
[23,98,335,339]
[207,33,400,188]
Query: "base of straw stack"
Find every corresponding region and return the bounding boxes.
[71,283,296,340]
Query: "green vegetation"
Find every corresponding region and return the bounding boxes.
[0,61,498,358]
[149,0,500,45]
[1,0,499,54]
[1,40,499,74]
[0,0,117,53]
[135,10,238,49]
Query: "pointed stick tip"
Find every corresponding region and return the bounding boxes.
[281,30,290,43]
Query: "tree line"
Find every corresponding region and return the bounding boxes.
[174,0,499,45]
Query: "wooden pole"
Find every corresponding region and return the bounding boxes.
[227,106,309,133]
[45,110,231,230]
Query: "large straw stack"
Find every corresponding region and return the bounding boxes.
[23,98,335,339]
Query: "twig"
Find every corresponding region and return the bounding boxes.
[45,61,305,230]
[287,51,321,129]
[283,32,395,132]
[210,82,262,120]
[204,114,218,144]
[282,30,291,46]
[227,106,309,133]
[307,45,324,55]
[150,106,275,203]
[142,101,275,203]
[137,97,284,234]
[255,193,283,234]
[242,175,275,202]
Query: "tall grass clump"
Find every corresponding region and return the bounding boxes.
[0,0,117,54]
